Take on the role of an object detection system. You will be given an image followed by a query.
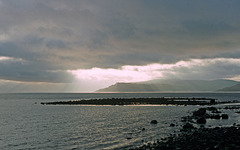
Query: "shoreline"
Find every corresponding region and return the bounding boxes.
[131,126,240,150]
[130,105,240,150]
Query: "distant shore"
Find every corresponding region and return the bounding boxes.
[40,97,232,106]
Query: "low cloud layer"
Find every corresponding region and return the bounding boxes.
[0,0,240,92]
[70,58,240,83]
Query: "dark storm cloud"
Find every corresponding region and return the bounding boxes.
[0,58,74,83]
[45,39,67,49]
[0,0,240,84]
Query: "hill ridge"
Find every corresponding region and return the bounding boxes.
[96,79,239,92]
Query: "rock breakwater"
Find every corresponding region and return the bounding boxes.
[41,97,229,106]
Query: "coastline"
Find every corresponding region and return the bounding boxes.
[130,105,240,150]
[131,126,240,150]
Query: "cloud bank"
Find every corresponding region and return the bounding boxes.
[70,58,240,83]
[0,0,240,92]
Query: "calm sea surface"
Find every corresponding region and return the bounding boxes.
[1,93,240,150]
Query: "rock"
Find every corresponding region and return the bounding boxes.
[212,110,221,113]
[193,108,206,117]
[211,115,221,119]
[183,123,194,129]
[151,120,158,124]
[207,107,221,113]
[222,114,229,119]
[170,123,175,127]
[197,117,206,124]
[181,116,190,122]
[131,126,240,150]
[210,99,216,104]
[207,107,218,111]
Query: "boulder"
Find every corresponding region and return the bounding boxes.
[210,99,216,104]
[197,117,206,124]
[193,108,206,117]
[150,120,158,124]
[207,107,221,113]
[222,114,229,119]
[183,123,194,129]
[211,115,221,119]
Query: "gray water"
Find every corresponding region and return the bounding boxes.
[1,93,240,150]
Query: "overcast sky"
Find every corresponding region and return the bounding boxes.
[1,0,240,92]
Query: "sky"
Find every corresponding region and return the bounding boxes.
[1,0,240,92]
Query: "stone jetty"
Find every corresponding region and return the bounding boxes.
[41,97,229,106]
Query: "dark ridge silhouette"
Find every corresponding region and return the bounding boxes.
[96,79,239,92]
[218,83,240,91]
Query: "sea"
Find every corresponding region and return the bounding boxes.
[1,93,240,150]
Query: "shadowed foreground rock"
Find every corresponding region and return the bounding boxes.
[131,126,240,150]
[131,106,240,150]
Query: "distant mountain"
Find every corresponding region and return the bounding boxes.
[218,83,240,91]
[96,79,239,92]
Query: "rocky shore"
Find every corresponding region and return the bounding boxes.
[131,126,240,150]
[130,106,240,150]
